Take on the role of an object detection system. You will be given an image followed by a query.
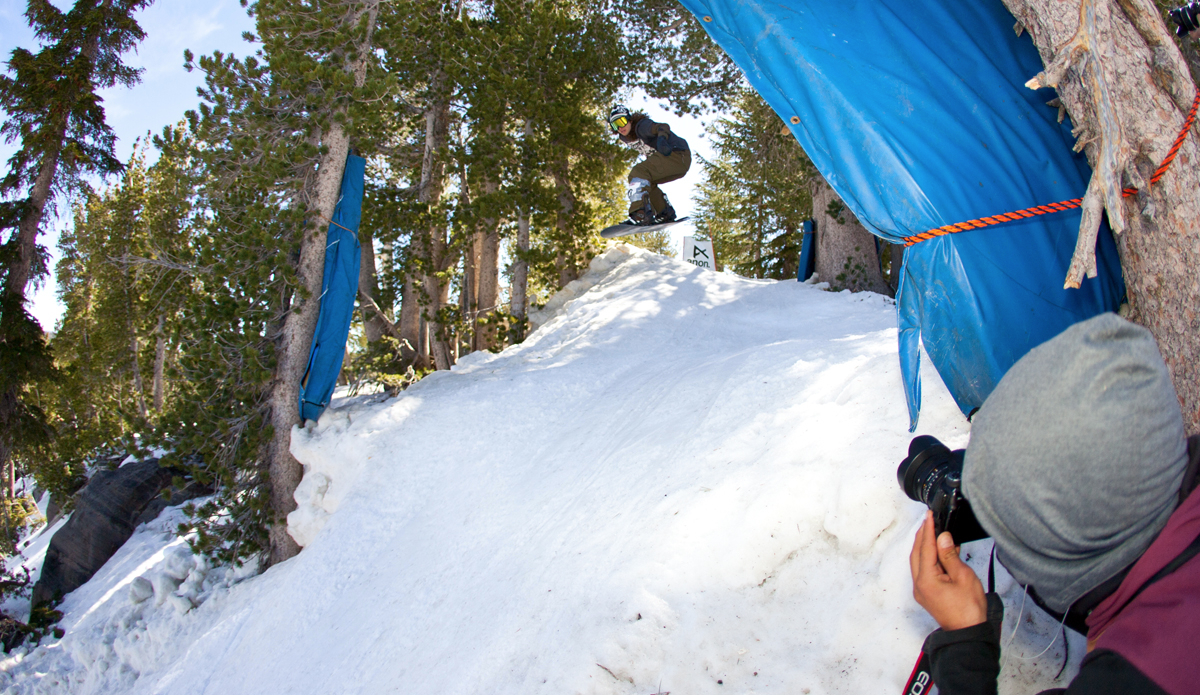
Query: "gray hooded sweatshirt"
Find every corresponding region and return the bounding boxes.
[962,313,1188,613]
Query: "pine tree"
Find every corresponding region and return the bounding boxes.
[169,0,383,566]
[0,0,150,504]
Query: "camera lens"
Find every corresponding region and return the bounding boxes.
[1171,1,1200,37]
[897,435,962,505]
[897,435,990,543]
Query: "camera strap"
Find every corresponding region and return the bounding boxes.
[901,651,936,695]
[900,545,996,695]
[988,544,996,593]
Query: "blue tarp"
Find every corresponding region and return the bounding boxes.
[797,219,815,282]
[300,154,365,423]
[678,0,1124,428]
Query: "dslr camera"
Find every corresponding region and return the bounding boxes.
[897,436,989,543]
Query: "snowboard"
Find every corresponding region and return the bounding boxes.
[600,217,690,239]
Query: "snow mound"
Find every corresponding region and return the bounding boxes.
[3,249,1084,694]
[528,243,638,330]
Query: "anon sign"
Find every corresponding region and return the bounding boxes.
[682,236,715,270]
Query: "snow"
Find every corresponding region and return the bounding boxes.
[1,244,1085,694]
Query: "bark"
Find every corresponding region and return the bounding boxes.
[512,208,530,325]
[887,243,904,296]
[398,272,423,367]
[1003,0,1200,434]
[129,329,147,420]
[419,314,430,358]
[812,177,890,294]
[0,441,10,501]
[123,244,147,420]
[473,176,501,352]
[415,73,454,371]
[510,120,534,331]
[358,232,387,343]
[460,175,475,353]
[552,164,580,288]
[153,315,165,412]
[266,0,380,566]
[4,149,59,301]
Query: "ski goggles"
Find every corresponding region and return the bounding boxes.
[609,115,629,130]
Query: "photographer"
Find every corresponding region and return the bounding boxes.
[907,314,1200,694]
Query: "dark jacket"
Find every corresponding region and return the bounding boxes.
[924,435,1200,695]
[618,115,689,156]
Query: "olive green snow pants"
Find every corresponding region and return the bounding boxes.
[628,149,691,216]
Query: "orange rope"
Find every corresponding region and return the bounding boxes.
[903,88,1200,247]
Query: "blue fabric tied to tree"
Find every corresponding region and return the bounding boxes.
[299,154,365,423]
[678,0,1123,429]
[797,219,816,282]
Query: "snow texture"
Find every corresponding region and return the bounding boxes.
[1,244,1085,694]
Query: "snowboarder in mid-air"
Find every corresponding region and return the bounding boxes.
[608,105,691,227]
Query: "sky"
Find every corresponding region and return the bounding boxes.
[0,0,714,330]
[0,245,1083,694]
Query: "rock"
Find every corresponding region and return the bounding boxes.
[32,458,178,608]
[132,479,210,528]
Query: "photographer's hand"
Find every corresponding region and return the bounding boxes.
[909,511,988,631]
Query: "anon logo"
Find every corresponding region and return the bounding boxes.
[682,236,714,270]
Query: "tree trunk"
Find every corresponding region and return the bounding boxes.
[358,231,387,343]
[129,329,148,420]
[398,271,422,367]
[510,119,533,338]
[415,70,454,370]
[812,176,890,294]
[1002,0,1200,434]
[512,207,530,327]
[552,164,580,288]
[265,0,380,566]
[473,176,501,352]
[886,243,903,296]
[153,315,165,412]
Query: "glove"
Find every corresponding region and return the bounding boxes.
[656,135,672,157]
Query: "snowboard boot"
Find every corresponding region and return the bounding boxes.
[654,206,676,224]
[628,199,656,226]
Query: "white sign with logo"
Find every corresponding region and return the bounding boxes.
[682,236,715,270]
